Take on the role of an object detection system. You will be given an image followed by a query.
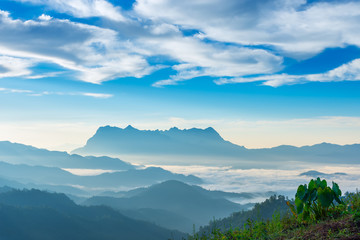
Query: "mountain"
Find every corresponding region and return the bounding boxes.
[299,170,347,178]
[0,189,186,240]
[72,126,360,167]
[72,125,246,156]
[98,183,274,203]
[81,167,202,188]
[83,180,245,233]
[0,141,135,170]
[0,161,202,192]
[0,174,88,197]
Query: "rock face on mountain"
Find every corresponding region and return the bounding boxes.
[72,125,246,156]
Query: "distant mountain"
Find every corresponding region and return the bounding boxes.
[0,141,135,170]
[0,161,202,192]
[299,170,347,178]
[0,189,186,240]
[98,183,274,202]
[72,126,360,166]
[83,180,245,233]
[0,174,88,196]
[72,125,246,156]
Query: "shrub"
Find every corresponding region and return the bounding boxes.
[287,177,343,223]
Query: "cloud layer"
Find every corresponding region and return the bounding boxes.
[1,0,360,86]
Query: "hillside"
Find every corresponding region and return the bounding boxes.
[197,195,290,236]
[192,179,360,240]
[0,188,186,240]
[83,180,246,233]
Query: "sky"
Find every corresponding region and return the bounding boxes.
[0,0,360,151]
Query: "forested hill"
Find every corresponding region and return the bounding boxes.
[0,188,186,240]
[198,195,290,236]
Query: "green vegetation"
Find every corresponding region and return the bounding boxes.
[190,178,360,240]
[287,178,343,223]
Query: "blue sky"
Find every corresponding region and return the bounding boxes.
[0,0,359,150]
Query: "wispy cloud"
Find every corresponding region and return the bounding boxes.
[16,0,127,21]
[81,92,113,99]
[147,37,283,87]
[135,0,360,58]
[0,55,36,78]
[215,58,360,87]
[1,0,360,86]
[0,10,153,83]
[0,87,113,99]
[0,87,33,93]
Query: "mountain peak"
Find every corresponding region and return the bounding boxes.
[125,125,137,130]
[205,127,216,132]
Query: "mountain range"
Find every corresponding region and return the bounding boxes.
[0,141,134,170]
[72,125,245,156]
[72,125,360,167]
[0,160,201,193]
[83,180,249,233]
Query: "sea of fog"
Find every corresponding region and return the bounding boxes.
[64,163,360,204]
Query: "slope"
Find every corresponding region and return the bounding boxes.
[84,180,245,233]
[0,188,186,240]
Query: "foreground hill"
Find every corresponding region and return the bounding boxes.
[197,195,290,236]
[83,180,246,233]
[192,184,360,240]
[0,188,186,240]
[72,125,360,166]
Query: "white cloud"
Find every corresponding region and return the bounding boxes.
[0,87,33,93]
[2,0,360,87]
[215,58,360,87]
[0,55,36,78]
[145,36,283,87]
[38,13,52,21]
[26,71,62,79]
[16,0,126,21]
[0,87,113,99]
[0,10,154,83]
[152,164,360,195]
[81,92,113,98]
[134,0,360,59]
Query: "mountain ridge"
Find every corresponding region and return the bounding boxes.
[72,125,245,156]
[83,180,246,233]
[72,125,360,166]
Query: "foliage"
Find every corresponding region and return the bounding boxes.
[197,195,289,236]
[286,177,344,223]
[189,180,360,240]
